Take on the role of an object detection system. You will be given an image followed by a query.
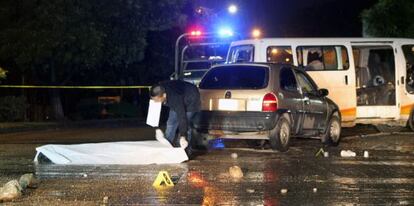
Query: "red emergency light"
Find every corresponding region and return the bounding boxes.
[190,30,202,36]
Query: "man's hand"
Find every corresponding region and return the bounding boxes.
[179,136,188,149]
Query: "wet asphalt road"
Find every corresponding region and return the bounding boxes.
[0,125,413,205]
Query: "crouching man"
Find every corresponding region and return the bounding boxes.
[150,80,200,156]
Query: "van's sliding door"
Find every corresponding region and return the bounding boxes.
[352,44,398,119]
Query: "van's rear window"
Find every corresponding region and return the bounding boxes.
[199,65,269,89]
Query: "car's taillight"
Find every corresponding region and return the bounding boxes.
[262,93,278,112]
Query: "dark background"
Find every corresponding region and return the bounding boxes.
[193,0,378,37]
[0,0,390,122]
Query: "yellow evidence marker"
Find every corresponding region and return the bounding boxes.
[153,171,174,188]
[315,148,325,157]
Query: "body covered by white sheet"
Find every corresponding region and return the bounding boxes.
[34,136,188,165]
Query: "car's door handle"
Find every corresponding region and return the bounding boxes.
[304,96,310,105]
[345,75,348,85]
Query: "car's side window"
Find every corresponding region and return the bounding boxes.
[279,67,298,92]
[295,71,317,94]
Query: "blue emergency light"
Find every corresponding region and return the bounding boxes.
[218,27,234,38]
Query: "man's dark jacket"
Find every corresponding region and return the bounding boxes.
[161,80,200,137]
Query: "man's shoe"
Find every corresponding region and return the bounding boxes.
[185,147,193,159]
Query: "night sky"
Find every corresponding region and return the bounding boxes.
[194,0,378,37]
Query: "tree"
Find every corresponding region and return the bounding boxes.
[362,0,414,37]
[0,0,187,120]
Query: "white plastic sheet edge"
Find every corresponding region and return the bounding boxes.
[34,129,188,165]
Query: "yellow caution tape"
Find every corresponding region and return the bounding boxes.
[0,85,150,89]
[153,171,174,188]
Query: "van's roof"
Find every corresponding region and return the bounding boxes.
[230,37,414,46]
[211,62,296,70]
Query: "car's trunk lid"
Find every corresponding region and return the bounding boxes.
[198,64,272,112]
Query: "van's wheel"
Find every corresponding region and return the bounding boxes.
[269,116,291,152]
[321,113,341,146]
[408,110,414,132]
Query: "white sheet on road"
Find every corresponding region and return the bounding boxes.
[34,138,188,165]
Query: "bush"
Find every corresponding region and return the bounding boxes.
[0,67,7,80]
[73,99,139,120]
[74,98,103,120]
[107,102,139,118]
[0,96,27,122]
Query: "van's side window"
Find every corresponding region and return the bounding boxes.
[402,45,414,93]
[267,46,293,64]
[297,46,349,71]
[280,67,298,92]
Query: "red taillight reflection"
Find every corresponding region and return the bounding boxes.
[262,93,278,112]
[188,171,207,188]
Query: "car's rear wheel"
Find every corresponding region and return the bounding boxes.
[408,110,414,132]
[269,116,291,152]
[321,113,341,146]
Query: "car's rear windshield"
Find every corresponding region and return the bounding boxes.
[199,65,269,89]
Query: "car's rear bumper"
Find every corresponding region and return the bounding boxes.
[192,111,279,132]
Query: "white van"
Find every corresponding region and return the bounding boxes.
[226,38,414,131]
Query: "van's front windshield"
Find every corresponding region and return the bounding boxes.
[402,45,414,93]
[227,45,254,63]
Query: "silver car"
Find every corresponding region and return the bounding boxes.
[192,63,341,152]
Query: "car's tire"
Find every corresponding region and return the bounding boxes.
[269,115,291,152]
[321,112,341,146]
[191,129,208,150]
[408,110,414,132]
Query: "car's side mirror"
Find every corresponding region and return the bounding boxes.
[318,88,329,97]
